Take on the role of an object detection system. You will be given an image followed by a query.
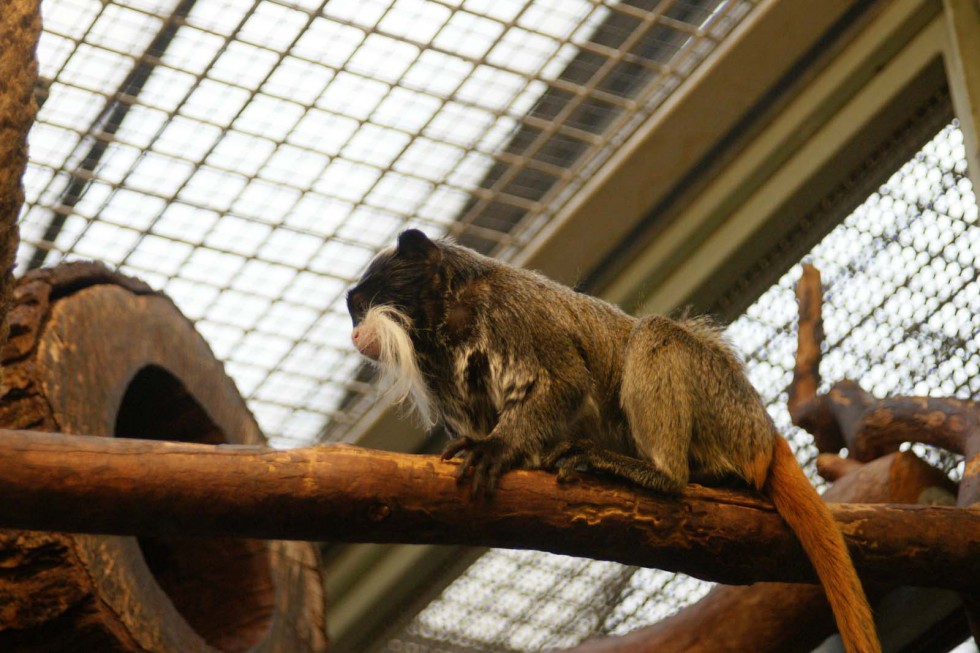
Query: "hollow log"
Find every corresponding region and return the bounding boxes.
[0,428,978,591]
[0,264,327,652]
[562,451,959,653]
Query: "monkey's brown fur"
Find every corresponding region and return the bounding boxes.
[348,230,880,653]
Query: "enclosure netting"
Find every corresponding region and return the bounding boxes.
[20,0,754,447]
[382,120,977,652]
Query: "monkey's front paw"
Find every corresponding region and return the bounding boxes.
[441,436,512,496]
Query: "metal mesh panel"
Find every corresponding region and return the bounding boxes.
[384,121,977,652]
[21,0,756,447]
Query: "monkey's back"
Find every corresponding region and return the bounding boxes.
[625,314,777,483]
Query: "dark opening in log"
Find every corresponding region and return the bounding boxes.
[116,365,227,445]
[118,366,276,652]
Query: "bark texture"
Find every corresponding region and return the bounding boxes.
[0,0,38,378]
[788,262,980,647]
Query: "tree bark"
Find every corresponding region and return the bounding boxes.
[787,263,845,452]
[0,0,36,374]
[0,264,327,653]
[785,265,980,495]
[0,427,977,592]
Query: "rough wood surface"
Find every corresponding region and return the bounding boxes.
[563,451,959,653]
[0,0,38,374]
[787,263,844,452]
[0,264,327,652]
[855,396,980,457]
[788,264,823,411]
[815,453,864,482]
[0,428,977,592]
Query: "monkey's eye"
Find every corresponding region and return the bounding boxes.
[346,291,368,323]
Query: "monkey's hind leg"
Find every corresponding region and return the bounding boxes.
[619,315,696,494]
[544,440,686,494]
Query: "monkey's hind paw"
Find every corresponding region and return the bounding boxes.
[441,436,476,462]
[542,440,597,470]
[553,455,589,484]
[543,441,600,485]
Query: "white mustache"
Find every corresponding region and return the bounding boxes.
[358,305,435,429]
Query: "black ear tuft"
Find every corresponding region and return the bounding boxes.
[396,229,440,261]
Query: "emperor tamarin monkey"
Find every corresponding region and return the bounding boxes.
[347,229,880,653]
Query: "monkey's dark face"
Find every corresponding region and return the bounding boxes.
[347,229,443,360]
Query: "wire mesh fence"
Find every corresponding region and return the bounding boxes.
[20,0,756,447]
[384,121,977,651]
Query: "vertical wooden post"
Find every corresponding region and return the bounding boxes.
[0,0,38,366]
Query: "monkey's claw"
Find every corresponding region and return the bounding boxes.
[553,456,589,484]
[440,436,475,461]
[441,436,511,496]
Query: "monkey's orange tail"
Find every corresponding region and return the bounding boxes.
[765,434,880,653]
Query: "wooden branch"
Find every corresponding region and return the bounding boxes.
[786,266,976,477]
[855,396,980,460]
[815,453,864,482]
[563,451,960,653]
[0,429,977,590]
[787,264,849,452]
[834,392,980,509]
[788,263,823,412]
[853,394,980,645]
[789,262,980,645]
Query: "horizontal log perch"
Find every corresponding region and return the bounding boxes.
[564,451,961,653]
[0,429,978,590]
